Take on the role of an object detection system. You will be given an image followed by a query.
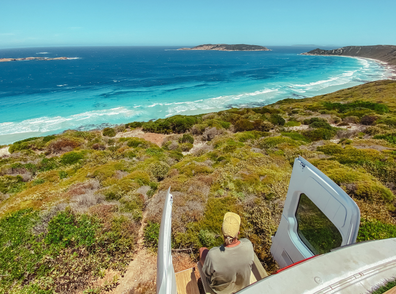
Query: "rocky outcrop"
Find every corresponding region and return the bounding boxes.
[302,45,396,66]
[0,56,71,62]
[179,44,271,51]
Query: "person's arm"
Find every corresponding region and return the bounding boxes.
[199,247,209,266]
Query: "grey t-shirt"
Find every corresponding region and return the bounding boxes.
[202,238,254,294]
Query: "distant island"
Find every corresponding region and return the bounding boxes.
[0,57,73,63]
[302,45,396,66]
[178,44,271,51]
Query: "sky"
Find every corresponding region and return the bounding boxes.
[1,0,396,49]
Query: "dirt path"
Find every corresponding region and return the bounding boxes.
[111,206,198,294]
[111,211,157,294]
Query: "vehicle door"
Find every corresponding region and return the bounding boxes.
[270,156,360,268]
[157,187,177,294]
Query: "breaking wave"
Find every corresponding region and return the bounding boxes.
[0,107,142,138]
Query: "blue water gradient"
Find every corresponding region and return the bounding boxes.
[0,46,392,144]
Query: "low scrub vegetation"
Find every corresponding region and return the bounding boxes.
[1,80,396,292]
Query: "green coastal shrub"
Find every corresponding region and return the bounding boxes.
[45,209,99,248]
[357,218,396,241]
[323,101,389,115]
[60,151,84,165]
[374,132,396,144]
[180,143,193,152]
[285,120,301,127]
[146,147,164,157]
[149,161,170,180]
[103,127,116,137]
[144,221,160,249]
[120,194,144,220]
[255,106,281,114]
[32,179,45,186]
[59,170,68,179]
[198,229,216,247]
[234,119,255,132]
[204,119,231,130]
[124,137,152,148]
[312,160,394,203]
[317,145,384,165]
[371,280,396,294]
[252,120,273,132]
[0,175,25,194]
[9,137,42,153]
[39,157,59,172]
[179,134,194,144]
[43,135,57,143]
[235,131,269,142]
[142,115,198,134]
[303,128,336,141]
[269,114,285,126]
[126,121,143,129]
[303,117,327,125]
[0,207,137,293]
[377,117,396,127]
[309,120,332,129]
[281,132,311,143]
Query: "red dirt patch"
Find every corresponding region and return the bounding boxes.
[116,128,168,147]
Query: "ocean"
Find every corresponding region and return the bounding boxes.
[0,46,393,144]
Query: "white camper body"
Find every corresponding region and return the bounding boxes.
[270,156,360,268]
[156,157,396,294]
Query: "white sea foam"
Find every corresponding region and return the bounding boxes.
[160,88,279,117]
[0,107,141,136]
[36,52,49,54]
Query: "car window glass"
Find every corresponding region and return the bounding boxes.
[296,193,342,254]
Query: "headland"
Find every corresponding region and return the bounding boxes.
[178,44,271,51]
[302,45,396,66]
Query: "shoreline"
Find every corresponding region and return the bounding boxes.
[301,53,396,80]
[0,53,394,146]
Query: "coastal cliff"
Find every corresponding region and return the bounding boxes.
[178,44,271,51]
[302,45,396,66]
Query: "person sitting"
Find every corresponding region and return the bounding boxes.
[199,212,254,294]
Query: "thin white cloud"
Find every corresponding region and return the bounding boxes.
[0,33,15,36]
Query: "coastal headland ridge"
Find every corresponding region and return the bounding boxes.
[302,45,396,67]
[178,44,271,51]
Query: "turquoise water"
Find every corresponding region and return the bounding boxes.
[0,46,392,144]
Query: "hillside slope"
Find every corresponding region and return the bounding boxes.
[1,80,396,293]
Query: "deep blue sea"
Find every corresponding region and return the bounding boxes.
[0,46,393,144]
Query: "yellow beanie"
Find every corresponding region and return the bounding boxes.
[222,212,241,238]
